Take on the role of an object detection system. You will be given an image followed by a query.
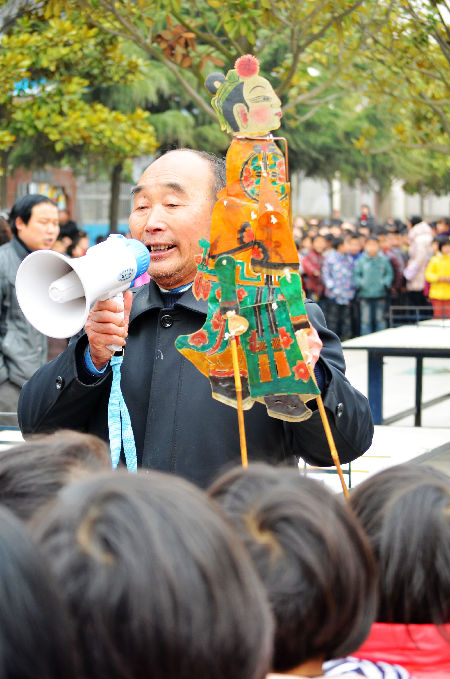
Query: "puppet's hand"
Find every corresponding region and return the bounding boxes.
[295,326,322,369]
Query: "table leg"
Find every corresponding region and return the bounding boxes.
[415,356,423,427]
[368,352,383,425]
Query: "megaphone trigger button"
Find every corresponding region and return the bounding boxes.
[55,376,65,390]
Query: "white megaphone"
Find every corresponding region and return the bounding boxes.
[16,234,150,347]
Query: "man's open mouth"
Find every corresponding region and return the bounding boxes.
[148,244,175,252]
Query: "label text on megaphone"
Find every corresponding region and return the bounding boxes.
[118,268,135,281]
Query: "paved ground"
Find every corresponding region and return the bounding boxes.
[411,441,450,476]
[306,347,450,491]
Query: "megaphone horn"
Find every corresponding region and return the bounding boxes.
[16,235,150,339]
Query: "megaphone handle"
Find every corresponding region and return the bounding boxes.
[105,291,124,353]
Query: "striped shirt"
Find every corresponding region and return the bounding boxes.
[324,657,411,678]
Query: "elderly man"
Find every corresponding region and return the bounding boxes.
[19,150,373,487]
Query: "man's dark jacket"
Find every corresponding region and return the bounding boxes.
[18,281,373,488]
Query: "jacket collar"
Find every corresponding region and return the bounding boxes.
[130,280,208,323]
[11,236,32,261]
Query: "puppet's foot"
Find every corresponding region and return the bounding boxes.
[263,394,312,422]
[210,374,253,409]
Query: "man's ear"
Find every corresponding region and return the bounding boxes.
[15,217,26,234]
[233,103,249,130]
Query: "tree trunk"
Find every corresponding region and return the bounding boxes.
[377,188,391,223]
[327,178,333,219]
[0,150,10,208]
[109,161,123,234]
[419,183,425,218]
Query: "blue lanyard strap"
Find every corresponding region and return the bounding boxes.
[108,354,137,472]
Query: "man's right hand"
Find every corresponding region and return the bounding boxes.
[84,290,133,371]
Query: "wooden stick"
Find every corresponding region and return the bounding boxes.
[229,334,248,467]
[308,362,349,498]
[314,391,349,499]
[288,268,349,497]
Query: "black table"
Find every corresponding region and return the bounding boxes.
[342,320,450,426]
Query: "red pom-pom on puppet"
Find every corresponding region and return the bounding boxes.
[235,54,259,78]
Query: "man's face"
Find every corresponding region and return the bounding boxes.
[129,152,214,289]
[16,202,59,251]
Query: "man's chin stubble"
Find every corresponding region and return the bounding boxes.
[151,264,189,289]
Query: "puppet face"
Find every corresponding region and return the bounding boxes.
[233,75,282,136]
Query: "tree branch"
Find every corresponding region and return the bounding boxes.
[291,100,329,124]
[75,0,216,118]
[268,0,292,27]
[282,71,342,112]
[276,0,366,98]
[369,142,450,154]
[298,0,366,52]
[277,41,302,98]
[170,8,234,62]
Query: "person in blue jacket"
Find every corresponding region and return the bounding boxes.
[354,236,393,335]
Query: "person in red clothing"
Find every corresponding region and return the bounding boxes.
[301,234,327,304]
[348,463,450,679]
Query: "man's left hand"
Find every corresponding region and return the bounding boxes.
[295,326,322,369]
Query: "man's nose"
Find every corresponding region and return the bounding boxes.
[144,207,167,231]
[145,221,167,234]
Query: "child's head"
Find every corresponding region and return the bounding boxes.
[431,237,441,255]
[348,234,362,256]
[350,463,450,625]
[311,234,327,254]
[436,217,450,235]
[0,505,77,679]
[358,225,370,237]
[329,224,342,239]
[209,463,376,672]
[408,215,422,228]
[300,234,312,251]
[376,227,389,251]
[438,236,450,255]
[32,470,273,679]
[387,230,400,248]
[364,236,380,257]
[0,430,111,522]
[331,236,349,254]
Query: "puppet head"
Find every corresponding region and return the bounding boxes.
[206,55,282,137]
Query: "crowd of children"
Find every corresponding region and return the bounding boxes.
[296,214,450,339]
[0,429,448,678]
